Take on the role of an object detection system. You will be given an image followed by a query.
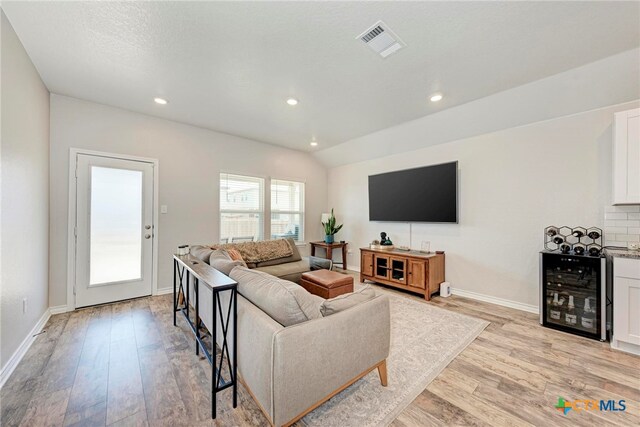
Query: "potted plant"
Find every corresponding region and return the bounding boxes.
[321,208,343,243]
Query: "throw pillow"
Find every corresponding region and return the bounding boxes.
[209,250,244,275]
[320,284,376,317]
[230,266,323,326]
[227,249,247,267]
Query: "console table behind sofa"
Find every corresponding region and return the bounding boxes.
[173,254,238,419]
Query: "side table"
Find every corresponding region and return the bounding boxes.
[310,241,348,271]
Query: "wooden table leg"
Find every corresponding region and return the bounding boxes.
[327,247,332,265]
[342,245,347,271]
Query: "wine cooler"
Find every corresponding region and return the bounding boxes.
[540,251,607,341]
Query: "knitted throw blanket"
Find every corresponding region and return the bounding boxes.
[209,239,293,263]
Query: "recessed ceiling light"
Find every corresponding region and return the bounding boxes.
[430,93,443,102]
[310,141,318,147]
[286,98,299,106]
[154,97,168,105]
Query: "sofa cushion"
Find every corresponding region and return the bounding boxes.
[209,239,293,264]
[230,266,322,326]
[190,245,214,264]
[320,284,376,317]
[253,259,309,279]
[209,250,245,275]
[255,238,302,267]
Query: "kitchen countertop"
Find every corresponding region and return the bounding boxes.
[604,248,640,260]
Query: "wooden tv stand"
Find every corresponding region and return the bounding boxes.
[360,247,445,301]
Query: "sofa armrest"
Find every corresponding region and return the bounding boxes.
[308,256,333,271]
[271,295,391,426]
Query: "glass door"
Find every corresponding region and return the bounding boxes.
[375,255,390,280]
[542,253,601,339]
[75,154,155,308]
[390,257,406,284]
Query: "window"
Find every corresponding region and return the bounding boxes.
[220,173,264,243]
[271,179,304,242]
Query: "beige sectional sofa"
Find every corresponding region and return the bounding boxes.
[188,240,391,426]
[190,237,310,283]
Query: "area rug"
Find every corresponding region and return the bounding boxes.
[302,288,489,427]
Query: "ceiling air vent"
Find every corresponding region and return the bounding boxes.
[357,21,405,58]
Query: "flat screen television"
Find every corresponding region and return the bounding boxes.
[368,161,458,223]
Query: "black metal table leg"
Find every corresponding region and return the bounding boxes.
[186,270,190,320]
[212,291,217,419]
[233,288,238,408]
[173,259,177,326]
[195,277,200,356]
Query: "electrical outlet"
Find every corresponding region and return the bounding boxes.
[23,298,28,314]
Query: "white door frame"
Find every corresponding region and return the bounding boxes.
[67,148,160,310]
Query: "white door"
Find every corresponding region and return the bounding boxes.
[75,154,154,308]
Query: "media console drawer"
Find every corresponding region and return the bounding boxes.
[360,247,445,301]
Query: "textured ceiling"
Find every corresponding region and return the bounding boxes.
[3,1,639,151]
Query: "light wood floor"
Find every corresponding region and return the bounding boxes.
[2,278,639,426]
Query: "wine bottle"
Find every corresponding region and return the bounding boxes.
[581,298,595,330]
[546,227,558,237]
[572,229,584,238]
[588,244,602,257]
[550,293,563,321]
[565,295,577,326]
[573,244,586,255]
[560,243,571,254]
[587,229,601,240]
[553,236,565,245]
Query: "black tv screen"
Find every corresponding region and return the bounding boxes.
[368,161,458,223]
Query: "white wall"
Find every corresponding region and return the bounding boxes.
[1,11,50,368]
[328,101,639,308]
[315,48,640,168]
[49,95,328,308]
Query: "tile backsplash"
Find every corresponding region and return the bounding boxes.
[604,205,640,247]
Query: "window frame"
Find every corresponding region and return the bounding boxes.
[219,172,265,242]
[218,173,306,244]
[270,178,305,243]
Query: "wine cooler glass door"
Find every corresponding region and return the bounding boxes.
[542,254,601,339]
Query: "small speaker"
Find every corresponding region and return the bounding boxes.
[440,282,451,297]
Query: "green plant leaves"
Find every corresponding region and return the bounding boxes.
[321,208,343,236]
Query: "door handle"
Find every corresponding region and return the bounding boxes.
[145,234,151,239]
[145,225,151,230]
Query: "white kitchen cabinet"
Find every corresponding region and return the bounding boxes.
[613,108,640,205]
[611,257,640,355]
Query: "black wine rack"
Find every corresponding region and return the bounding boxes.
[544,225,603,256]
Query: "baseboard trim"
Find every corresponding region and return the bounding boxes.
[0,308,51,389]
[611,338,640,356]
[49,305,71,314]
[451,287,539,314]
[154,287,173,296]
